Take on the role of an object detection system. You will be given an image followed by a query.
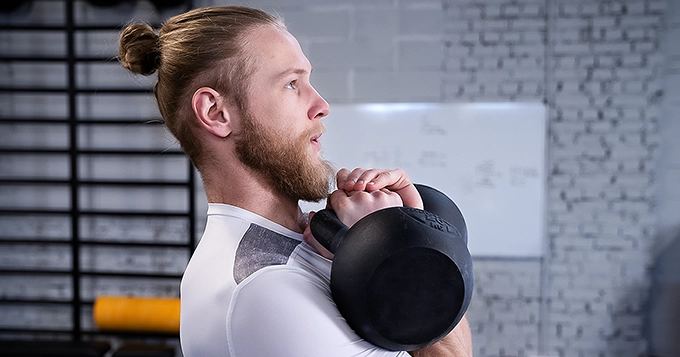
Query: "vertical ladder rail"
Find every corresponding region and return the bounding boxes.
[65,0,82,342]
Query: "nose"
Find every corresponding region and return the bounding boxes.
[308,87,330,121]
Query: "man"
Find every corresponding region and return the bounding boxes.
[118,6,472,357]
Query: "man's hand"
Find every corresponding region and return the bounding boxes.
[331,167,424,226]
[303,167,422,259]
[336,167,424,209]
[328,188,402,227]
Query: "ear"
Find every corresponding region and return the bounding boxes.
[191,87,232,138]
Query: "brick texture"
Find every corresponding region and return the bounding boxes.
[544,1,663,356]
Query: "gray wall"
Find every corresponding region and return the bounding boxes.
[1,0,679,356]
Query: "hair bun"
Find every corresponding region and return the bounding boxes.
[119,23,161,76]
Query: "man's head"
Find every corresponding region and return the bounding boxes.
[119,6,334,202]
[119,6,283,168]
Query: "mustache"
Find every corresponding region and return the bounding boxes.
[301,121,326,140]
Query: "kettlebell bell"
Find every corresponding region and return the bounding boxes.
[310,184,473,351]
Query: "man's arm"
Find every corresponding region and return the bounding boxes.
[409,316,473,357]
[228,266,409,357]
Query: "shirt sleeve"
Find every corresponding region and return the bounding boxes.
[226,265,410,357]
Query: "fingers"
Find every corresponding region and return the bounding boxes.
[338,167,405,192]
[335,168,351,191]
[335,167,424,209]
[366,168,410,192]
[396,185,424,209]
[328,187,403,227]
[338,167,379,192]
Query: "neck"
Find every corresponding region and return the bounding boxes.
[201,163,306,234]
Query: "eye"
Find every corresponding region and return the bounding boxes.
[284,80,297,90]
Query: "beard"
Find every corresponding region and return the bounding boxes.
[234,109,335,203]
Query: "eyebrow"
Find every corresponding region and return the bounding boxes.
[275,67,311,80]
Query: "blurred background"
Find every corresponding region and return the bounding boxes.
[0,0,678,356]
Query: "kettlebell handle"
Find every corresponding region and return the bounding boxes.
[310,209,347,254]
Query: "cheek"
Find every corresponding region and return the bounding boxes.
[246,90,308,134]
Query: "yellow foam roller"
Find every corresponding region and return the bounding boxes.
[93,296,180,333]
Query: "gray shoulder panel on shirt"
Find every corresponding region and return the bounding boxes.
[233,224,301,284]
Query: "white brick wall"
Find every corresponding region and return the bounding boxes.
[545,1,664,356]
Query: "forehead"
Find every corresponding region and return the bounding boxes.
[243,26,311,79]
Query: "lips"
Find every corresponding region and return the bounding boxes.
[310,133,322,151]
[308,122,326,152]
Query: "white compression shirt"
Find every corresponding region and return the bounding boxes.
[180,204,409,357]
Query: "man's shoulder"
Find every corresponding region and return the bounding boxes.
[232,224,303,284]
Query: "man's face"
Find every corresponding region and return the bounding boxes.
[233,26,334,202]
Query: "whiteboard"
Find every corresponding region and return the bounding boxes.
[302,102,547,258]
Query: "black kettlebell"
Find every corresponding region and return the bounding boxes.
[310,184,474,351]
